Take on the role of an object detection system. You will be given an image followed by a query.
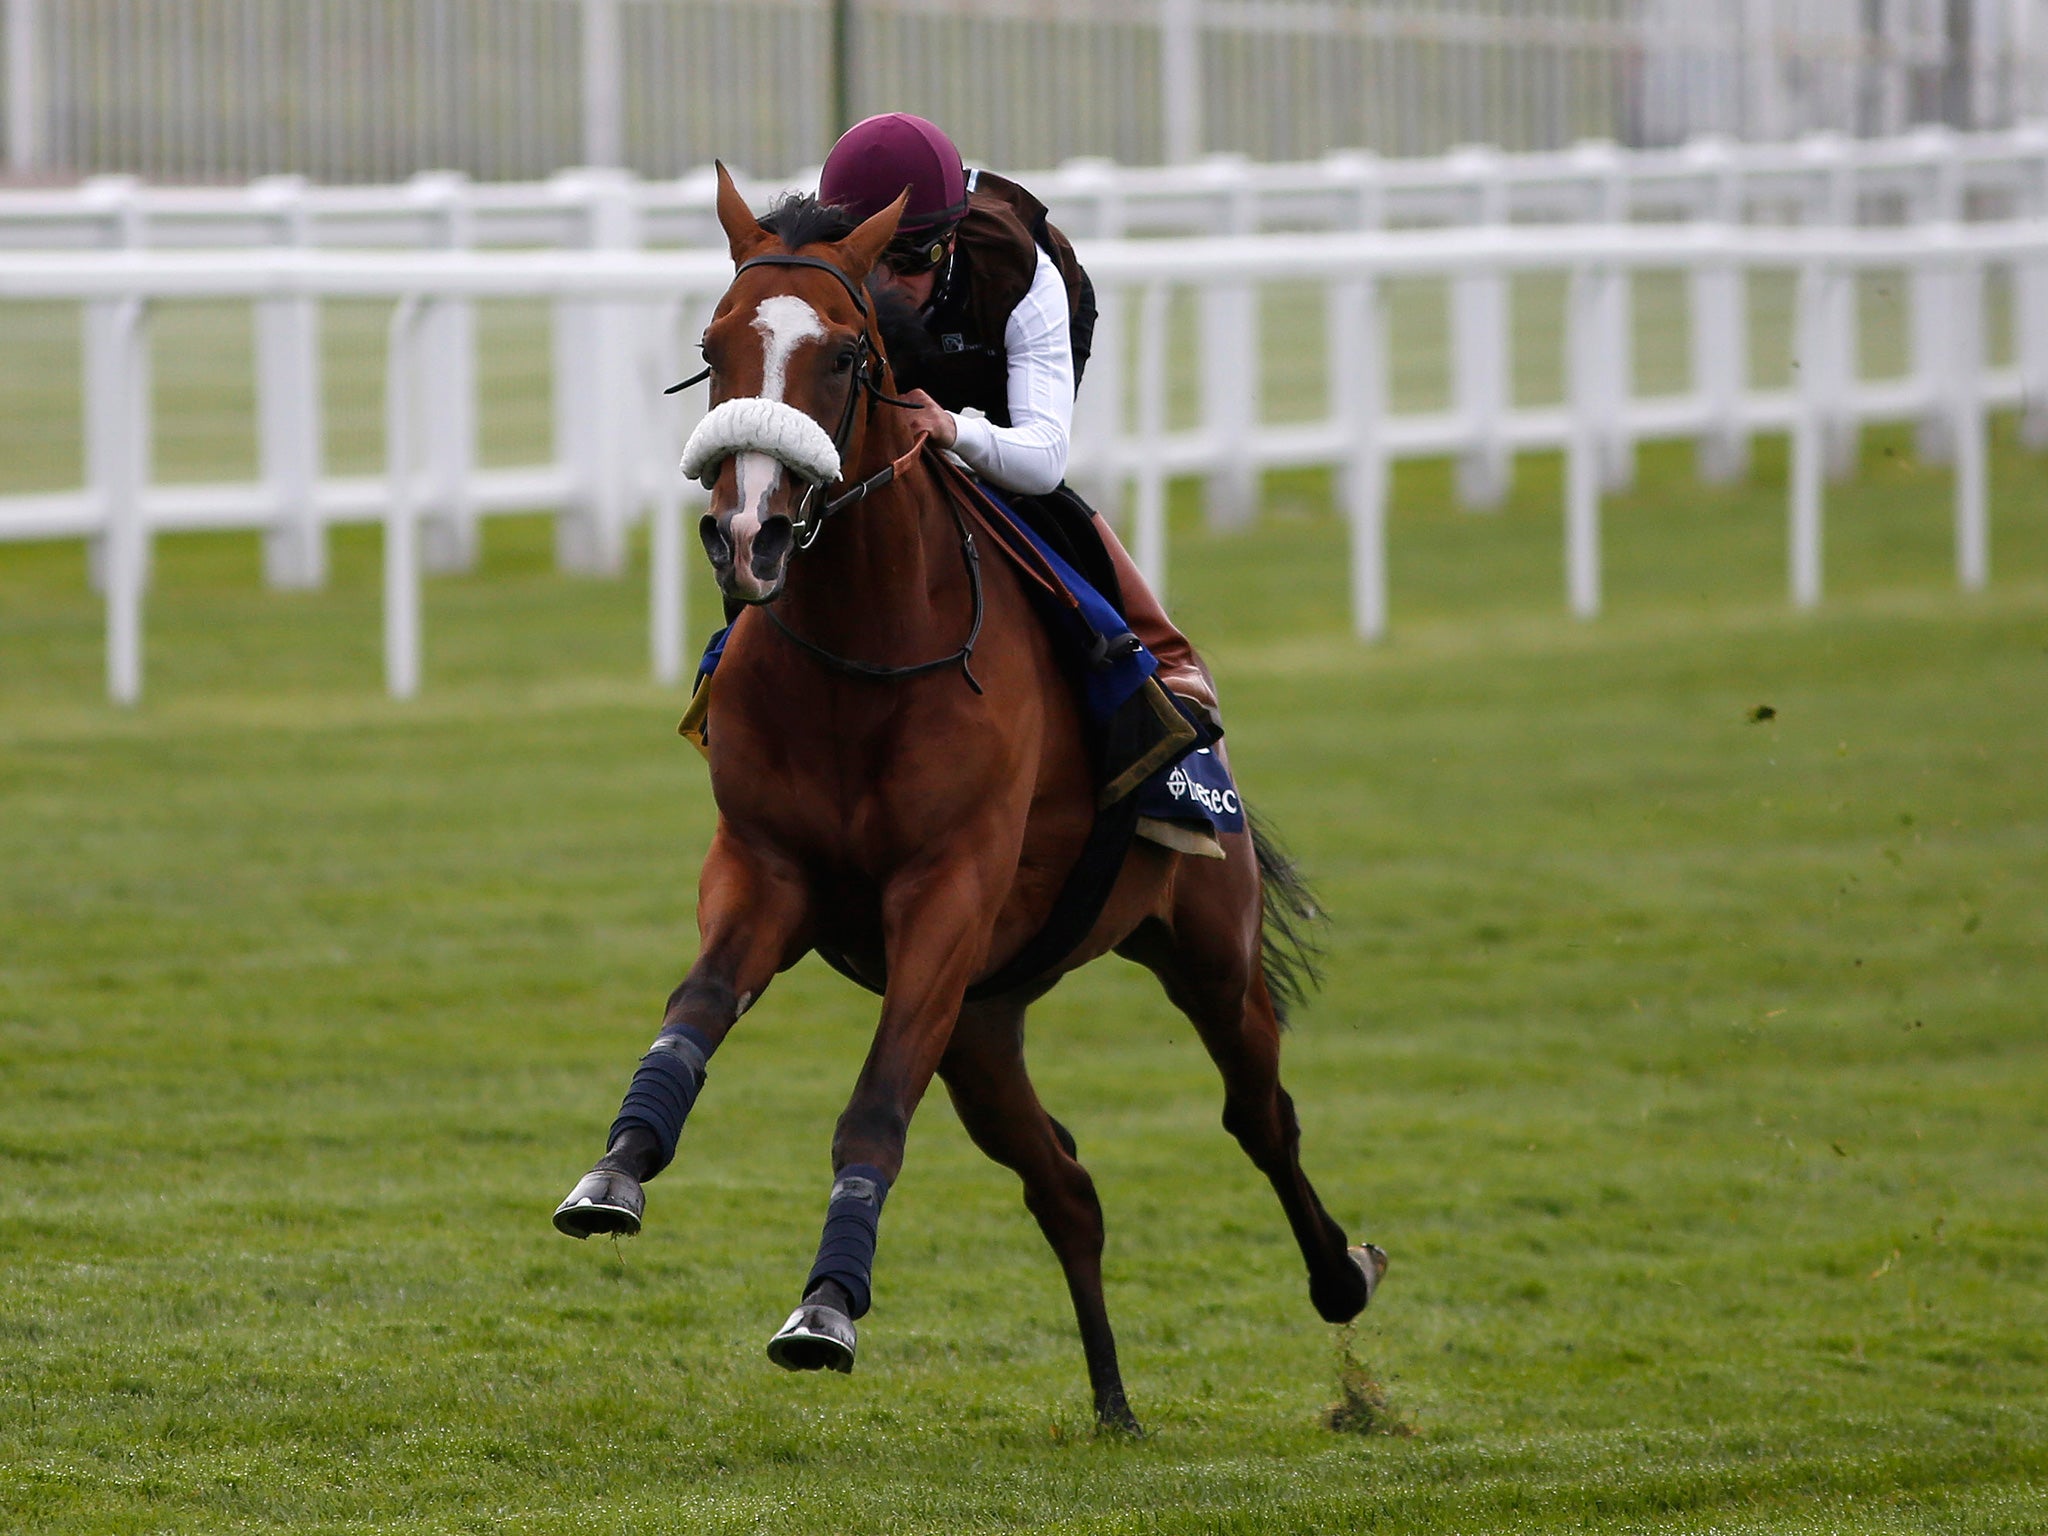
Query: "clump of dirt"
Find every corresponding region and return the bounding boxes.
[1323,1326,1415,1437]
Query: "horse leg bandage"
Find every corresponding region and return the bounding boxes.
[804,1165,892,1319]
[607,1024,717,1177]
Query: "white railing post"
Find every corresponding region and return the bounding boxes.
[1688,137,1751,483]
[1327,148,1390,633]
[1133,280,1170,597]
[410,171,481,575]
[1789,262,1827,609]
[102,298,149,706]
[551,167,642,575]
[1564,266,1602,620]
[2018,122,2048,449]
[1333,275,1388,640]
[1200,156,1259,528]
[252,174,327,590]
[647,303,687,687]
[384,298,426,701]
[80,176,147,599]
[1576,142,1635,493]
[581,0,624,169]
[1802,133,1862,479]
[5,0,41,177]
[1909,126,1963,463]
[1449,145,1510,511]
[1952,253,1989,591]
[647,292,715,686]
[1159,0,1202,164]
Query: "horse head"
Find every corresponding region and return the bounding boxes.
[683,164,909,604]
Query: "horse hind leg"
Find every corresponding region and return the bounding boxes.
[938,998,1141,1434]
[1122,836,1386,1324]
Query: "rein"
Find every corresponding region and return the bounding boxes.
[761,445,986,696]
[676,251,984,693]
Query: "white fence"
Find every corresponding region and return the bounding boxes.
[3,216,2045,703]
[3,126,2044,554]
[6,0,2048,184]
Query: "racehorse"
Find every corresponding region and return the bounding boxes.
[553,165,1385,1433]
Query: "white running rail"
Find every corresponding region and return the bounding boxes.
[3,218,2044,703]
[5,125,2044,540]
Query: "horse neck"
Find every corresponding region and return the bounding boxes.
[778,404,961,655]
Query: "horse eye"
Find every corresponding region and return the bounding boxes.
[832,349,857,375]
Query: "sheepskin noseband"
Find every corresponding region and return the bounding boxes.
[680,397,842,491]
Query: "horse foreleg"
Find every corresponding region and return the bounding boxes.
[767,862,991,1375]
[554,829,811,1239]
[938,997,1140,1433]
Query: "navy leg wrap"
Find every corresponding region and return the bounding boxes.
[606,1023,716,1177]
[804,1164,891,1320]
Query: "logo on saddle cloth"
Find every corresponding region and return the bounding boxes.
[1150,745,1245,836]
[1166,752,1240,820]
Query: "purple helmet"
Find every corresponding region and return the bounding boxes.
[820,113,968,235]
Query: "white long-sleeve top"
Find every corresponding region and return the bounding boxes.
[945,246,1074,496]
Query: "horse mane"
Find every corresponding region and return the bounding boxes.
[761,192,857,251]
[758,193,938,390]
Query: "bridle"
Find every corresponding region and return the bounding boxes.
[669,249,985,693]
[668,252,923,551]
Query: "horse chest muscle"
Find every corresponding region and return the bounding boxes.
[711,674,1027,866]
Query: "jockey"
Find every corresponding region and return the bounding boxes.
[818,112,1222,734]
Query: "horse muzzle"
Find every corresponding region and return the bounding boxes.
[684,400,842,604]
[701,495,797,604]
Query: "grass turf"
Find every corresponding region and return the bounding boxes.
[3,411,2048,1530]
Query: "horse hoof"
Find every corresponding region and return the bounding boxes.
[1311,1241,1389,1322]
[552,1167,645,1239]
[1095,1400,1144,1437]
[1351,1243,1389,1307]
[766,1303,857,1374]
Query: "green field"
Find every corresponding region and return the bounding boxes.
[4,380,2047,1531]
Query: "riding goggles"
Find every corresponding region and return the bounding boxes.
[883,222,957,277]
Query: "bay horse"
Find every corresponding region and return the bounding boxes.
[553,165,1385,1432]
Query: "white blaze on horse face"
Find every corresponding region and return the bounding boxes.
[750,294,826,405]
[728,294,828,560]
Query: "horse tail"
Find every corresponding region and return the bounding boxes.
[1248,806,1326,1028]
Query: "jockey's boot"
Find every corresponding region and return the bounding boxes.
[1095,515,1223,736]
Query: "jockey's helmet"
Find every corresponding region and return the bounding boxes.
[820,113,967,273]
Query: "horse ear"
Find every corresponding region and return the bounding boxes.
[715,162,773,264]
[836,188,910,279]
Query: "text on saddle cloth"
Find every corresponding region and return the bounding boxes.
[1137,745,1246,839]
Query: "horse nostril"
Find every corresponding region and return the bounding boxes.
[752,516,794,577]
[699,514,732,570]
